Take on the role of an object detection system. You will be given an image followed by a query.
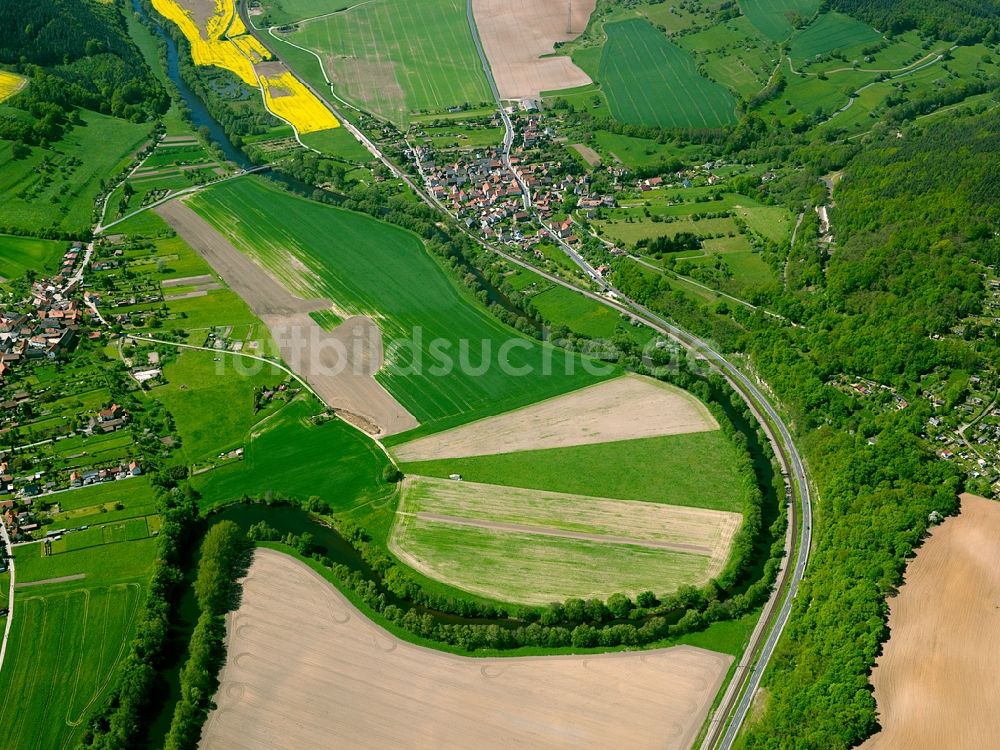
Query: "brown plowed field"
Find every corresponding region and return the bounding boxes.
[472,0,596,99]
[393,373,717,462]
[200,549,732,750]
[156,199,418,436]
[861,493,1000,749]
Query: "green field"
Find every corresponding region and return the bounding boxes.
[300,127,373,162]
[260,0,352,25]
[599,20,737,129]
[190,178,609,427]
[153,348,286,464]
[0,538,157,749]
[529,285,621,337]
[47,478,160,532]
[395,515,712,604]
[286,0,491,125]
[192,398,393,512]
[739,0,821,41]
[401,431,748,512]
[0,109,149,235]
[0,234,67,282]
[790,12,881,64]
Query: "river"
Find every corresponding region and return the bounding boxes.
[130,0,251,168]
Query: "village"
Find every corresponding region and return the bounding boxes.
[0,243,154,542]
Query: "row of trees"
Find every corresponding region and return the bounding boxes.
[164,521,252,749]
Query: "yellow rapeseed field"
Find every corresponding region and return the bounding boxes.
[231,34,271,64]
[151,0,258,86]
[260,72,339,134]
[0,70,27,103]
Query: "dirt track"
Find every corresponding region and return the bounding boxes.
[156,200,418,436]
[472,0,596,99]
[393,373,718,461]
[861,493,1000,749]
[200,549,732,750]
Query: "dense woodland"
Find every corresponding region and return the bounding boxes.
[733,111,998,747]
[0,0,167,134]
[826,0,1000,40]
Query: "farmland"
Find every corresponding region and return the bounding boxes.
[599,20,737,129]
[0,537,157,750]
[0,234,66,282]
[739,0,821,41]
[191,398,393,512]
[390,476,740,603]
[471,0,596,99]
[391,375,717,460]
[189,178,609,427]
[258,67,340,134]
[283,0,491,125]
[150,0,264,86]
[0,70,27,102]
[790,12,881,64]
[862,495,1000,748]
[202,549,733,748]
[400,431,748,513]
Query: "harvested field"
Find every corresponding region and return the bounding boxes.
[200,549,732,750]
[861,493,1000,750]
[393,373,717,461]
[156,199,417,436]
[472,0,596,99]
[571,142,602,167]
[390,476,740,603]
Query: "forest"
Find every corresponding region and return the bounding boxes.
[827,0,1000,40]
[0,0,167,125]
[733,110,997,747]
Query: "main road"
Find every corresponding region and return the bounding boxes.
[241,7,813,745]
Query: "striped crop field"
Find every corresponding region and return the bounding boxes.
[739,0,821,42]
[790,12,882,64]
[598,19,736,129]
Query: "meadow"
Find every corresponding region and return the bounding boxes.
[286,0,491,125]
[0,109,149,235]
[0,537,157,749]
[674,16,776,99]
[0,234,66,281]
[789,12,881,64]
[192,398,393,512]
[599,19,737,129]
[153,348,286,464]
[401,431,747,513]
[47,478,160,532]
[528,285,624,339]
[190,178,609,427]
[739,0,821,41]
